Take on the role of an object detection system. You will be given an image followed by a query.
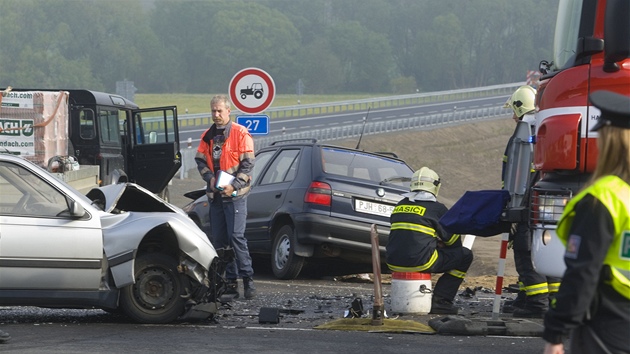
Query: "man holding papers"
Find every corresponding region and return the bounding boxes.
[195,95,257,300]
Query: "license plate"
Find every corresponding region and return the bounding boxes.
[354,199,394,217]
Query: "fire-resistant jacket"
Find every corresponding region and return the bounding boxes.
[195,121,254,199]
[543,175,630,351]
[386,198,461,272]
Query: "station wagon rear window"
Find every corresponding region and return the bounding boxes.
[321,147,412,187]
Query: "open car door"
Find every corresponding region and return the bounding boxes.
[127,106,181,195]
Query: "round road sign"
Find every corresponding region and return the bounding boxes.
[229,67,276,114]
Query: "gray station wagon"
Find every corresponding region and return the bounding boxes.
[184,139,414,280]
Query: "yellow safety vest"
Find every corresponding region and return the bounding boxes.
[557,175,630,300]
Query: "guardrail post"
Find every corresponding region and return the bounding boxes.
[180,138,194,179]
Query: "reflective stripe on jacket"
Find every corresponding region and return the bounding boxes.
[386,199,460,272]
[195,121,254,197]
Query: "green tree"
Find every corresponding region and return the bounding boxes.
[1,0,560,94]
[328,21,395,92]
[151,1,301,93]
[0,0,100,88]
[294,39,344,94]
[150,0,226,93]
[0,0,164,92]
[409,13,464,90]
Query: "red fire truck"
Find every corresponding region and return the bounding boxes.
[529,0,630,277]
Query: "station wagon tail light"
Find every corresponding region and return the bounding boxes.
[304,181,332,206]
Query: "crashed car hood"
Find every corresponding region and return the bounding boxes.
[89,183,183,214]
[87,183,217,269]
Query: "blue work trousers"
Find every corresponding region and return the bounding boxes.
[209,195,254,280]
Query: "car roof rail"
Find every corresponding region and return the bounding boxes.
[270,138,318,146]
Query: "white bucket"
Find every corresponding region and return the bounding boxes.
[390,272,432,315]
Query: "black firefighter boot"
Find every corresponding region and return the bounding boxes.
[225,279,239,299]
[503,290,526,313]
[430,296,459,315]
[513,294,548,318]
[243,277,257,300]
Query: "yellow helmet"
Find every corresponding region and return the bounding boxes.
[410,167,441,196]
[503,85,537,118]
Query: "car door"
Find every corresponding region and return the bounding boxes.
[246,148,300,246]
[127,106,180,194]
[0,160,103,290]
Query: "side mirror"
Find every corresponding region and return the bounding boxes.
[69,200,86,218]
[603,0,630,72]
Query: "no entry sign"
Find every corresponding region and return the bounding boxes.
[229,67,276,114]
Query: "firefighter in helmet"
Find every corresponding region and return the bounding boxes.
[502,85,561,317]
[386,167,473,314]
[503,85,537,123]
[543,90,630,354]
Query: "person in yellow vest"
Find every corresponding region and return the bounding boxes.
[543,90,630,354]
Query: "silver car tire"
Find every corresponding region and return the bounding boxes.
[119,253,189,323]
[271,225,305,280]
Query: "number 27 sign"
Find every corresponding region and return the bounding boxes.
[236,115,269,135]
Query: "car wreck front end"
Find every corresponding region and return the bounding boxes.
[89,183,225,323]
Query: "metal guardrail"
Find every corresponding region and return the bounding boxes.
[177,81,523,178]
[179,104,510,179]
[177,81,524,127]
[253,105,509,151]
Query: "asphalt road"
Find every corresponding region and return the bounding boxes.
[0,324,544,354]
[177,96,508,147]
[0,269,549,354]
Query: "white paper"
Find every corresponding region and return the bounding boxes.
[462,234,476,250]
[215,170,235,190]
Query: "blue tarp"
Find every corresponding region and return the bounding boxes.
[439,190,511,237]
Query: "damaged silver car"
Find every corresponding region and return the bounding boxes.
[0,153,226,324]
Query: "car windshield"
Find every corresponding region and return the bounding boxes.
[321,147,413,188]
[0,160,70,216]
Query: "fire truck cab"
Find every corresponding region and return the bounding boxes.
[529,0,630,277]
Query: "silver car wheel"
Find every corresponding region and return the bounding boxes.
[271,225,305,280]
[274,235,291,270]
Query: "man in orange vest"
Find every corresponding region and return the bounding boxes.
[195,95,256,299]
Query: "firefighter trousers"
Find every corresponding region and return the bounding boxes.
[513,249,561,309]
[511,221,560,309]
[428,246,474,301]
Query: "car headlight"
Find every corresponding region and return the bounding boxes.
[542,229,554,245]
[536,194,569,223]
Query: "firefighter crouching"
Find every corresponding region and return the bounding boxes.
[386,167,473,314]
[542,91,630,354]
